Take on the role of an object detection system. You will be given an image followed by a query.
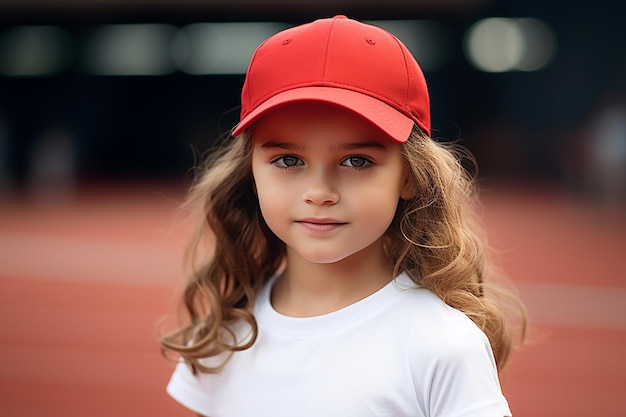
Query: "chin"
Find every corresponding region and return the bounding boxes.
[293,249,353,265]
[304,255,349,265]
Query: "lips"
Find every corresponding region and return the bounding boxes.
[296,218,347,232]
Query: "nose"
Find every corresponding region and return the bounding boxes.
[301,168,339,205]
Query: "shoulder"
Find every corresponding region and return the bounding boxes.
[390,276,509,416]
[389,274,497,373]
[391,275,489,345]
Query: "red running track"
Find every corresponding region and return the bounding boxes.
[1,182,625,416]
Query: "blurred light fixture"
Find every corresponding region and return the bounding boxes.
[368,20,453,72]
[0,26,73,77]
[175,22,287,75]
[85,24,178,76]
[464,17,556,73]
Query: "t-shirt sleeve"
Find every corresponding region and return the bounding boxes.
[411,318,512,417]
[166,360,215,416]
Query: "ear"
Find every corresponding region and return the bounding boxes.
[399,170,416,200]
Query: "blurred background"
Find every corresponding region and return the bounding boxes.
[0,0,625,416]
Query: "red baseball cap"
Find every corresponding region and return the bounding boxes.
[231,15,431,142]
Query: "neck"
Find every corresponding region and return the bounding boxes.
[271,240,394,317]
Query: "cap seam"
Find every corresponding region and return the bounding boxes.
[323,18,341,81]
[389,33,413,118]
[243,35,278,111]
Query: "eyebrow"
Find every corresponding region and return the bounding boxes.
[259,141,303,151]
[332,141,387,151]
[259,141,387,151]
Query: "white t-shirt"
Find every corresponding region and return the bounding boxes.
[167,273,512,417]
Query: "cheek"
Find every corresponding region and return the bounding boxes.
[364,199,398,228]
[257,188,283,216]
[345,183,399,225]
[253,173,291,225]
[369,172,404,224]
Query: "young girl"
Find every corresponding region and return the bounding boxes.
[161,15,525,417]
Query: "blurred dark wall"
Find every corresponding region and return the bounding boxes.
[0,0,624,189]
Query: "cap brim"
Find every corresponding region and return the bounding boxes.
[231,86,414,143]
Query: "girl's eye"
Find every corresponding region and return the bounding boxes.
[272,155,303,169]
[342,156,372,169]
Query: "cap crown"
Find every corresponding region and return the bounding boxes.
[238,16,430,137]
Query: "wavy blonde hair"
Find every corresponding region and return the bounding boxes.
[160,126,526,373]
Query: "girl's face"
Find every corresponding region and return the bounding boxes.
[251,103,413,265]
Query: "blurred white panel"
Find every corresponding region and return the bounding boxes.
[368,20,453,72]
[464,17,556,73]
[464,18,524,73]
[0,26,72,77]
[85,24,178,76]
[176,22,287,74]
